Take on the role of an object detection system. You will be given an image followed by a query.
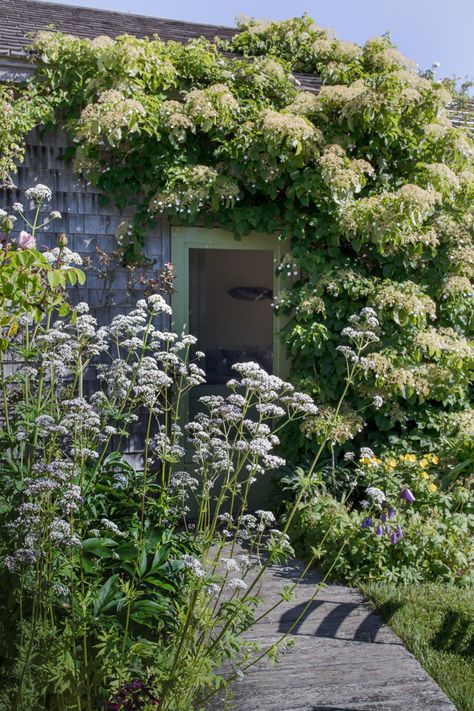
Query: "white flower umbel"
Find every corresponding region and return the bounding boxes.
[25,184,52,202]
[228,578,248,591]
[366,486,386,506]
[182,554,205,577]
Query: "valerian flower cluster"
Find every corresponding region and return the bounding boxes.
[2,207,340,708]
[1,12,473,463]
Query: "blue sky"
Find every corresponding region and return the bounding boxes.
[44,0,473,80]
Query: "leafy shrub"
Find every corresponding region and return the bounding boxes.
[1,16,471,468]
[2,187,341,710]
[0,187,84,347]
[284,451,474,586]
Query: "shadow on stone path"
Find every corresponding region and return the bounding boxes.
[220,559,456,711]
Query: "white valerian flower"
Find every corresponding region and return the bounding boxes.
[170,471,199,492]
[12,202,24,212]
[4,548,38,572]
[255,510,276,526]
[360,447,375,459]
[373,395,384,409]
[221,558,240,572]
[147,293,172,315]
[100,518,124,537]
[49,518,76,545]
[366,486,386,506]
[182,554,205,577]
[241,514,257,529]
[25,184,52,202]
[57,485,83,514]
[228,578,248,591]
[52,583,70,599]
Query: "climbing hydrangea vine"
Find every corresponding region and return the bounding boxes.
[2,14,473,460]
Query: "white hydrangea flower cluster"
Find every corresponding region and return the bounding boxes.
[76,89,146,148]
[373,280,437,324]
[260,108,323,159]
[319,144,374,203]
[184,84,239,130]
[149,165,240,216]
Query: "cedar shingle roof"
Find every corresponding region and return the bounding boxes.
[0,0,322,91]
[446,100,474,133]
[0,0,238,58]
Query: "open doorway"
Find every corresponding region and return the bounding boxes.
[171,227,288,421]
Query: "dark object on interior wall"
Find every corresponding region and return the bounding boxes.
[228,286,273,301]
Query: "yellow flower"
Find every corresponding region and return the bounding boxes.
[429,482,437,492]
[359,457,380,466]
[386,458,397,469]
[402,453,417,462]
[420,458,429,468]
[431,455,439,465]
[420,471,429,479]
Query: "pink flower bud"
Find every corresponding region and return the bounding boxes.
[18,231,36,250]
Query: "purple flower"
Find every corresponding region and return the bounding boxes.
[375,524,383,537]
[107,678,159,709]
[396,524,403,539]
[399,487,415,503]
[361,516,373,529]
[384,524,391,535]
[381,513,387,523]
[390,532,398,545]
[388,506,396,519]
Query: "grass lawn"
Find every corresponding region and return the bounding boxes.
[362,582,474,711]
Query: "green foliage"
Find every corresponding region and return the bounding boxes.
[0,190,84,349]
[284,451,474,586]
[0,230,328,709]
[0,84,53,183]
[1,14,473,466]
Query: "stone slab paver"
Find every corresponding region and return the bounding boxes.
[226,559,456,711]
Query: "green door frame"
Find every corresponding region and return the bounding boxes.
[171,226,289,379]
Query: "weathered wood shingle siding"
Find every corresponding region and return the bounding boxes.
[0,127,171,462]
[1,127,170,326]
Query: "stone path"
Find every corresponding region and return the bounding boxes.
[227,559,456,711]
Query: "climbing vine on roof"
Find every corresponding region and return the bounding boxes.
[2,14,474,460]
